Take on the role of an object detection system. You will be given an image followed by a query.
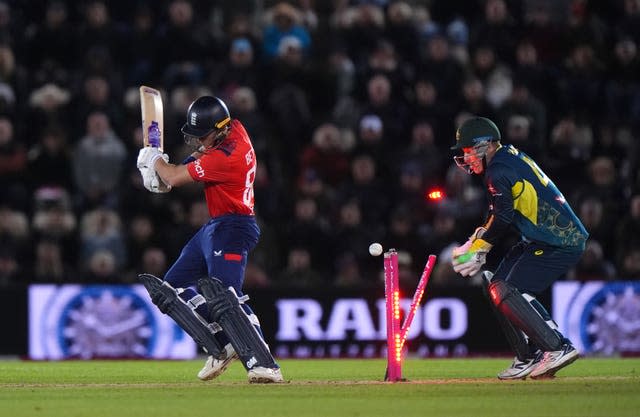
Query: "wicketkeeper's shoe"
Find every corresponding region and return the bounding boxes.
[529,343,579,379]
[247,366,284,383]
[497,351,543,380]
[197,343,238,381]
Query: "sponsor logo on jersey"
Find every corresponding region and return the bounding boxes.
[193,159,205,178]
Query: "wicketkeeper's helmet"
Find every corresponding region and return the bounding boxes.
[181,96,231,139]
[452,116,501,174]
[451,116,501,150]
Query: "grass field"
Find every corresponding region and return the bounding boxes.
[1,357,638,417]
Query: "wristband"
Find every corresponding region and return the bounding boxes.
[182,155,196,165]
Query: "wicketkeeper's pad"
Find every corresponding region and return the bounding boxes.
[488,279,562,352]
[481,272,532,360]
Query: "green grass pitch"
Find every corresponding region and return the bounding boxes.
[1,357,638,417]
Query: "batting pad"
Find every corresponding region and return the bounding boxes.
[488,279,562,352]
[138,273,223,356]
[198,277,277,371]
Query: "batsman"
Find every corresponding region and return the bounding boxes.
[450,117,588,380]
[136,95,283,383]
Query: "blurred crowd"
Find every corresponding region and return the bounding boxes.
[0,0,639,290]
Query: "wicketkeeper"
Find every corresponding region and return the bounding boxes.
[136,96,283,383]
[450,116,588,379]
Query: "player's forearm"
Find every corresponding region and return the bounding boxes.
[154,159,194,187]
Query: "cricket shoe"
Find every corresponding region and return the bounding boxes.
[529,343,579,379]
[498,351,542,380]
[198,343,238,381]
[247,366,284,383]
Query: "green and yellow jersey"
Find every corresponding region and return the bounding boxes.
[481,144,588,249]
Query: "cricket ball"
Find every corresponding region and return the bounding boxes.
[369,243,383,257]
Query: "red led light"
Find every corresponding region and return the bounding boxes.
[427,188,445,201]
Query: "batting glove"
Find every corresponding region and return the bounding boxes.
[139,166,171,193]
[137,146,168,170]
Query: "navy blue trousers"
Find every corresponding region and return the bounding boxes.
[164,214,259,295]
[163,214,261,346]
[493,240,584,295]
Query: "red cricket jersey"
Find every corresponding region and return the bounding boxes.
[186,120,256,217]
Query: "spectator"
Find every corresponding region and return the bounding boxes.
[299,122,351,187]
[282,196,332,275]
[496,80,547,158]
[32,238,74,283]
[615,193,640,265]
[72,111,127,208]
[275,247,324,287]
[31,187,76,264]
[471,0,521,64]
[0,203,29,264]
[84,249,119,283]
[212,38,262,99]
[384,1,420,62]
[543,115,593,191]
[26,83,72,144]
[27,126,73,191]
[0,116,27,209]
[331,198,382,280]
[470,43,512,109]
[156,0,213,90]
[79,207,126,272]
[0,246,19,286]
[337,153,389,227]
[569,239,616,281]
[334,251,366,288]
[416,32,465,110]
[262,2,311,61]
[617,246,640,279]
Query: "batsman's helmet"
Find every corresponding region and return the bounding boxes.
[181,96,231,139]
[451,116,501,150]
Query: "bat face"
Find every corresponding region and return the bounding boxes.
[139,86,164,152]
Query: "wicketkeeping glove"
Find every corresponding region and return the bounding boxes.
[451,227,492,277]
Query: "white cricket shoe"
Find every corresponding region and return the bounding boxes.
[247,366,284,383]
[529,344,579,379]
[197,343,238,381]
[498,352,542,380]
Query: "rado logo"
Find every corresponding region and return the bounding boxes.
[275,298,468,342]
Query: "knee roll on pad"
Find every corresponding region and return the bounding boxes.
[138,273,222,356]
[197,277,277,371]
[488,279,562,352]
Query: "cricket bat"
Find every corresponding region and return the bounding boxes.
[139,85,164,152]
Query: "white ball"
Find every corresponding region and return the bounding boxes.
[369,243,383,257]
